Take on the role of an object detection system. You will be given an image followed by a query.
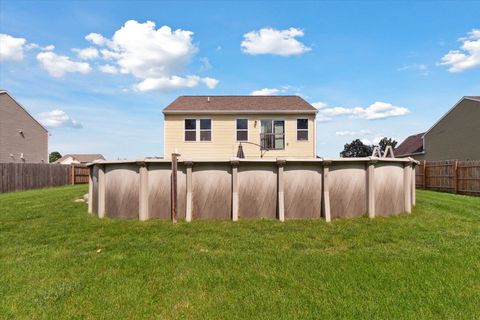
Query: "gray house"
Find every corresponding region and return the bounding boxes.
[396,96,480,160]
[0,90,48,163]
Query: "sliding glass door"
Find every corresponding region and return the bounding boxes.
[260,120,285,150]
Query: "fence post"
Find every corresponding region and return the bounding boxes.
[231,160,239,221]
[367,158,376,219]
[454,160,458,194]
[138,161,149,221]
[277,159,286,222]
[185,161,193,222]
[404,161,412,214]
[422,160,427,189]
[411,162,416,207]
[322,160,332,222]
[98,164,106,218]
[88,166,93,214]
[171,153,180,224]
[70,164,75,185]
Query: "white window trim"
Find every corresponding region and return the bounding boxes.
[235,118,249,142]
[199,118,212,143]
[296,117,309,142]
[184,118,212,143]
[184,118,197,142]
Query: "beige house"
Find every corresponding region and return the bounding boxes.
[163,96,317,159]
[0,90,48,163]
[396,96,480,160]
[55,154,105,165]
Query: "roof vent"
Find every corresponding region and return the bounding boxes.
[207,96,210,102]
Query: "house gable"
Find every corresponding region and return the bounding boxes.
[423,97,480,160]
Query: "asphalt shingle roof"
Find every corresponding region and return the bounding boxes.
[163,96,317,113]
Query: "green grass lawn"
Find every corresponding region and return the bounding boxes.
[1,186,479,319]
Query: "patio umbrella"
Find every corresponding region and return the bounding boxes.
[236,143,245,159]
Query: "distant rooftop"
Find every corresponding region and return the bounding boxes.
[55,154,105,163]
[395,132,424,157]
[163,96,317,114]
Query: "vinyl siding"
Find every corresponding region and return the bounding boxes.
[0,93,48,163]
[422,99,480,161]
[164,113,316,159]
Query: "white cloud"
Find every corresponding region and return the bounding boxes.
[201,77,219,89]
[335,129,371,136]
[37,51,92,78]
[0,34,26,61]
[86,20,218,91]
[85,33,109,46]
[100,49,121,60]
[25,43,39,50]
[199,57,211,71]
[250,88,280,95]
[353,102,410,120]
[314,101,410,122]
[42,44,55,51]
[398,64,429,76]
[134,75,218,92]
[361,137,384,145]
[241,27,311,56]
[439,28,480,72]
[73,47,99,60]
[37,110,82,129]
[312,101,328,109]
[99,64,119,74]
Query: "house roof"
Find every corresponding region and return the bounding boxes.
[163,96,317,114]
[55,154,105,163]
[0,90,48,132]
[395,132,425,157]
[465,96,480,102]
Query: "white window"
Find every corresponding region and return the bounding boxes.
[297,118,308,141]
[185,119,212,141]
[184,119,196,141]
[200,119,211,141]
[236,119,248,141]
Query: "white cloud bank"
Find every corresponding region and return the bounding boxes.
[135,75,218,92]
[37,110,82,129]
[335,130,371,136]
[314,101,410,122]
[250,88,280,95]
[37,51,92,78]
[0,34,26,61]
[85,20,218,92]
[241,27,311,56]
[99,64,119,74]
[73,47,99,60]
[439,28,480,72]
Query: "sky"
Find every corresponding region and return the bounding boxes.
[0,0,479,159]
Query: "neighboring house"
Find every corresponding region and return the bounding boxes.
[55,154,105,165]
[396,96,480,160]
[0,90,48,163]
[163,96,317,159]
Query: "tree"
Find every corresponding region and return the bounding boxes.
[377,137,398,153]
[49,151,62,163]
[340,139,373,158]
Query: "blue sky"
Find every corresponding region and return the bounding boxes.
[1,1,479,159]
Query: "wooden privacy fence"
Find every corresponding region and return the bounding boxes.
[0,163,91,193]
[88,157,417,222]
[415,160,480,196]
[71,164,89,184]
[0,163,71,193]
